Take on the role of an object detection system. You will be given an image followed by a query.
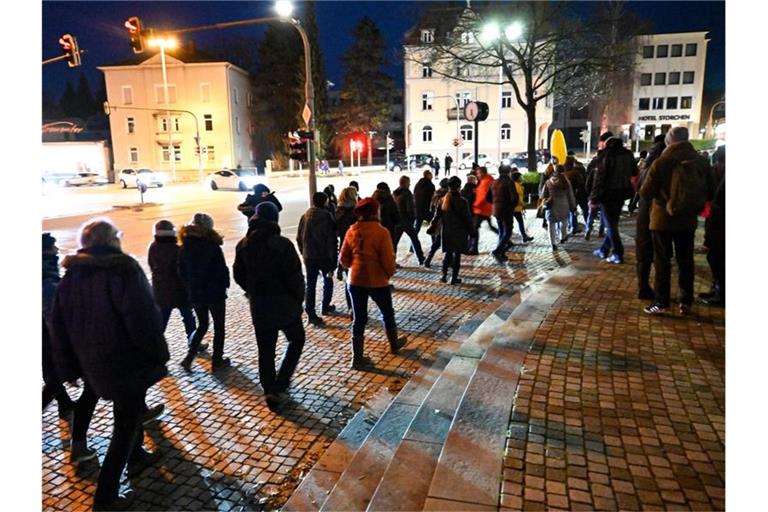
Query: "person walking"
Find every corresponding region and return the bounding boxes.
[491,166,515,262]
[50,219,167,510]
[589,135,637,264]
[470,166,495,254]
[392,175,426,265]
[432,155,441,177]
[323,185,338,216]
[148,220,200,351]
[424,178,450,268]
[336,187,360,311]
[371,182,400,252]
[584,132,613,240]
[338,160,345,175]
[511,172,534,243]
[437,177,475,283]
[297,192,338,326]
[640,127,714,315]
[542,165,577,251]
[701,145,725,306]
[564,156,588,235]
[339,198,407,369]
[634,135,667,300]
[179,213,231,372]
[444,153,453,176]
[234,202,306,410]
[413,170,436,235]
[238,184,283,218]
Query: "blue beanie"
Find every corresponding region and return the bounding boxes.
[254,201,279,223]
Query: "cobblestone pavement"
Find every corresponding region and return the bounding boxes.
[500,219,725,511]
[43,214,565,511]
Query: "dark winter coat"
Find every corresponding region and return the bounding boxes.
[704,165,725,249]
[564,166,588,204]
[372,189,400,241]
[639,141,714,232]
[438,190,475,253]
[336,204,357,248]
[234,218,305,329]
[542,174,577,222]
[460,182,476,207]
[590,138,637,204]
[238,184,283,218]
[42,253,60,326]
[148,236,190,309]
[297,206,337,270]
[413,178,436,221]
[178,225,230,306]
[50,246,169,401]
[444,155,453,170]
[393,186,417,225]
[491,174,515,219]
[585,149,604,199]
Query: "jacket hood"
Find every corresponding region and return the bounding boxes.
[605,137,625,151]
[179,224,224,245]
[247,217,281,240]
[660,140,698,161]
[61,247,137,271]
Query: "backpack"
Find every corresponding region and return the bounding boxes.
[665,159,708,217]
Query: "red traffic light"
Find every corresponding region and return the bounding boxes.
[59,34,81,67]
[125,16,144,53]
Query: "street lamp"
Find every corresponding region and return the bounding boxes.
[148,36,179,182]
[275,0,294,19]
[505,21,524,41]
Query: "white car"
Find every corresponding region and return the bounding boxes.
[457,153,495,170]
[63,172,108,187]
[118,168,165,188]
[208,168,261,191]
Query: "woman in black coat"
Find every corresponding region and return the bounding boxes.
[437,176,475,284]
[178,213,231,372]
[371,182,400,249]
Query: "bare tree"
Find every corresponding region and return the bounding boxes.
[407,1,642,172]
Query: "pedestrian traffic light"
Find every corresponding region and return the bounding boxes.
[387,134,394,150]
[125,16,145,54]
[59,34,81,67]
[579,129,589,143]
[289,131,310,161]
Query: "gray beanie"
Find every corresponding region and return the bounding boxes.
[192,212,214,230]
[665,126,689,146]
[154,219,175,237]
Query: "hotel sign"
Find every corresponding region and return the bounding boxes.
[42,121,85,134]
[637,114,691,122]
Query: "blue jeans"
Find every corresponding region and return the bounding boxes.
[585,204,604,234]
[305,260,334,315]
[600,201,624,258]
[569,200,589,233]
[161,306,196,342]
[348,285,396,337]
[494,215,513,254]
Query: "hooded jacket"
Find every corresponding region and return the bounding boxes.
[50,246,169,400]
[639,141,714,231]
[297,206,337,267]
[339,219,396,288]
[473,174,494,217]
[147,236,190,309]
[590,138,637,203]
[491,174,514,218]
[238,184,283,217]
[413,177,436,220]
[234,218,305,328]
[336,202,357,247]
[542,173,577,222]
[178,224,230,305]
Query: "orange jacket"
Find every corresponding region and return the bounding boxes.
[339,219,396,288]
[473,174,494,217]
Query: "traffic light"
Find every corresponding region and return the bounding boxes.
[289,131,312,161]
[125,16,145,54]
[386,134,394,150]
[579,129,589,143]
[453,137,460,147]
[59,34,81,67]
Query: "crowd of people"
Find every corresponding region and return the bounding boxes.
[42,129,725,509]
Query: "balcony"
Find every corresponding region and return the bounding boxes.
[446,107,466,121]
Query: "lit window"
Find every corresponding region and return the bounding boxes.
[681,96,692,109]
[126,117,135,134]
[668,72,680,85]
[422,91,434,111]
[671,44,683,57]
[683,71,695,84]
[129,147,138,163]
[666,97,678,109]
[640,73,652,86]
[654,73,666,86]
[200,83,211,103]
[500,123,511,140]
[638,98,650,110]
[204,114,213,131]
[642,46,654,58]
[502,91,513,108]
[460,124,473,142]
[685,43,697,56]
[656,45,668,58]
[422,125,432,142]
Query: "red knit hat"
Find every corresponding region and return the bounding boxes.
[353,197,380,218]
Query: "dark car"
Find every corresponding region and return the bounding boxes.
[408,153,434,171]
[387,153,407,173]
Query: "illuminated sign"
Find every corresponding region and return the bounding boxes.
[42,121,85,134]
[637,114,691,122]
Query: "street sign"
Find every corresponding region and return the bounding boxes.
[302,104,312,127]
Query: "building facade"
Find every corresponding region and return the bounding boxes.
[99,47,254,180]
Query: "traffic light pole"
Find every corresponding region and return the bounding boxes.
[42,49,86,66]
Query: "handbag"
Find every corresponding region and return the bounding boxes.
[535,197,546,219]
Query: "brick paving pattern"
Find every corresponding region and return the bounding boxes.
[42,220,562,511]
[500,219,725,511]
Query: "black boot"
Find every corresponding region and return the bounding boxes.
[351,335,372,370]
[386,328,407,354]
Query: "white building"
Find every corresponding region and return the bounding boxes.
[633,32,709,140]
[99,45,254,180]
[403,11,553,167]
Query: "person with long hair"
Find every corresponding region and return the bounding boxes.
[541,165,576,251]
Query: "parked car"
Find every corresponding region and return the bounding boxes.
[63,172,108,187]
[408,153,434,171]
[207,168,261,191]
[457,153,494,170]
[119,168,165,188]
[387,153,407,173]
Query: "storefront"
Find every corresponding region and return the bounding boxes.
[42,118,113,182]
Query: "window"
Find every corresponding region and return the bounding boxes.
[233,87,239,104]
[422,65,433,78]
[683,71,695,84]
[654,72,666,85]
[671,44,683,57]
[666,97,678,109]
[129,147,138,163]
[160,117,180,132]
[161,144,181,162]
[421,29,434,43]
[121,86,133,105]
[668,72,680,85]
[126,116,135,134]
[421,91,433,111]
[656,45,668,58]
[155,84,177,104]
[653,97,664,110]
[640,73,652,86]
[207,145,215,162]
[502,90,513,108]
[639,98,650,110]
[422,125,432,142]
[685,43,697,56]
[235,116,240,134]
[500,123,511,140]
[204,114,213,131]
[456,91,471,108]
[642,46,654,58]
[461,31,472,44]
[460,124,473,142]
[681,96,692,109]
[200,83,211,103]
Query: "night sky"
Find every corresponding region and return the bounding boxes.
[42,1,725,102]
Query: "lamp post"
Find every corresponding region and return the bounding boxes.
[148,37,178,182]
[705,100,725,139]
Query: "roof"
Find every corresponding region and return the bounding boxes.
[98,46,227,68]
[403,6,468,45]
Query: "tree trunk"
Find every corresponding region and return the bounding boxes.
[367,133,373,166]
[526,104,538,173]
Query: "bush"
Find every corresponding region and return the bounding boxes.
[521,172,542,185]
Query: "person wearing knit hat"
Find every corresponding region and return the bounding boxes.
[339,197,407,369]
[253,201,279,223]
[664,126,689,146]
[438,176,475,284]
[178,212,231,372]
[297,191,337,326]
